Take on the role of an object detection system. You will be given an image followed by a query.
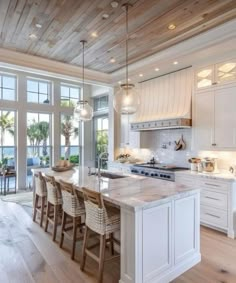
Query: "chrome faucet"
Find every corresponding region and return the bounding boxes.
[97,145,109,178]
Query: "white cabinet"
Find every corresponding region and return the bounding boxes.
[195,59,236,90]
[193,84,236,150]
[194,90,214,149]
[214,86,236,148]
[175,173,236,238]
[120,114,140,148]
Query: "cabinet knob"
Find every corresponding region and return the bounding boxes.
[212,143,217,146]
[212,82,217,85]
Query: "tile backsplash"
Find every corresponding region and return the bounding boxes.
[139,128,192,167]
[118,128,236,171]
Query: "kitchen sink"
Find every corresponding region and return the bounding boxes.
[100,172,127,179]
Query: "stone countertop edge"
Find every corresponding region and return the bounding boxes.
[176,170,236,182]
[32,167,200,212]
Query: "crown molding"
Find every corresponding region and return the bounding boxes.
[111,18,236,83]
[0,48,112,87]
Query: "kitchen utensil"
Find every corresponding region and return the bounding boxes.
[201,158,217,173]
[174,134,186,151]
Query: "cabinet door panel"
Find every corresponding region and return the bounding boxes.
[195,66,214,89]
[143,203,172,282]
[194,91,214,149]
[215,86,236,148]
[216,60,236,85]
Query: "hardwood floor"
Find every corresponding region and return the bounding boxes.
[0,199,236,283]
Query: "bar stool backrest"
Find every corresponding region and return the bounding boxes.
[59,179,84,217]
[35,172,47,197]
[43,174,61,205]
[82,187,107,235]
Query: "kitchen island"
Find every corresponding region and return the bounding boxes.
[32,166,201,283]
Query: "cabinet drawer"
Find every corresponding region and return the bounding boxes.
[198,179,229,191]
[201,190,228,210]
[201,205,227,229]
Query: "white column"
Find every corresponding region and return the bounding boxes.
[16,73,27,189]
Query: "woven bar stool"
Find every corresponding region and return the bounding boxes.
[59,179,85,260]
[81,187,120,283]
[33,172,47,227]
[43,175,63,241]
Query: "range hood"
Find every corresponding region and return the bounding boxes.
[130,67,192,131]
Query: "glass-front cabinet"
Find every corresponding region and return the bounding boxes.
[216,60,236,85]
[195,59,236,90]
[196,65,214,89]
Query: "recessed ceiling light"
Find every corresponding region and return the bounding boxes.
[128,78,131,81]
[35,23,42,29]
[102,13,109,19]
[168,24,176,30]
[91,32,98,38]
[118,81,122,84]
[139,74,143,77]
[29,33,37,39]
[173,61,178,65]
[111,1,119,8]
[110,57,116,63]
[155,68,160,71]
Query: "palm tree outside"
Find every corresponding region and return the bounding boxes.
[0,111,14,146]
[61,115,79,160]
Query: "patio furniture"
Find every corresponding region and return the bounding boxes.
[0,168,16,196]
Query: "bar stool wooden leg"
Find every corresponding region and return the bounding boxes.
[60,211,66,248]
[40,196,45,227]
[109,233,114,256]
[33,194,39,222]
[81,226,89,271]
[52,204,58,242]
[45,202,50,232]
[98,234,106,283]
[71,217,78,260]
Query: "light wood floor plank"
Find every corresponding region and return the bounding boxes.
[1,200,236,283]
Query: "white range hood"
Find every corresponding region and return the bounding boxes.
[131,67,192,131]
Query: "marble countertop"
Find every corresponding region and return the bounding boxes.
[32,166,199,211]
[176,170,236,182]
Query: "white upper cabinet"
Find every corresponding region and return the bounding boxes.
[195,59,236,90]
[196,65,214,90]
[214,86,236,148]
[216,60,236,85]
[193,90,214,150]
[193,84,236,150]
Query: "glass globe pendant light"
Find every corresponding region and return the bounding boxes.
[113,3,140,114]
[74,40,93,121]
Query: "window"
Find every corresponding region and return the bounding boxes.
[94,95,109,112]
[60,113,80,164]
[0,74,16,101]
[26,112,51,187]
[0,110,16,190]
[60,83,80,107]
[27,78,51,104]
[94,115,108,169]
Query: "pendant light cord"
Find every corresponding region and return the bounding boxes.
[125,4,128,87]
[82,41,85,93]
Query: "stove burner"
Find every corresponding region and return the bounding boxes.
[130,163,189,182]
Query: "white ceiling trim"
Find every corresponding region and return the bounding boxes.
[0,48,112,87]
[111,18,236,83]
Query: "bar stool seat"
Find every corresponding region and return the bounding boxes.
[59,179,85,260]
[43,175,63,241]
[81,187,120,283]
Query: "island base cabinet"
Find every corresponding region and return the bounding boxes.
[119,193,201,283]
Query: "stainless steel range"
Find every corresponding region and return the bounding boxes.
[130,162,188,182]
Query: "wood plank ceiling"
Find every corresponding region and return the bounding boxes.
[0,0,236,74]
